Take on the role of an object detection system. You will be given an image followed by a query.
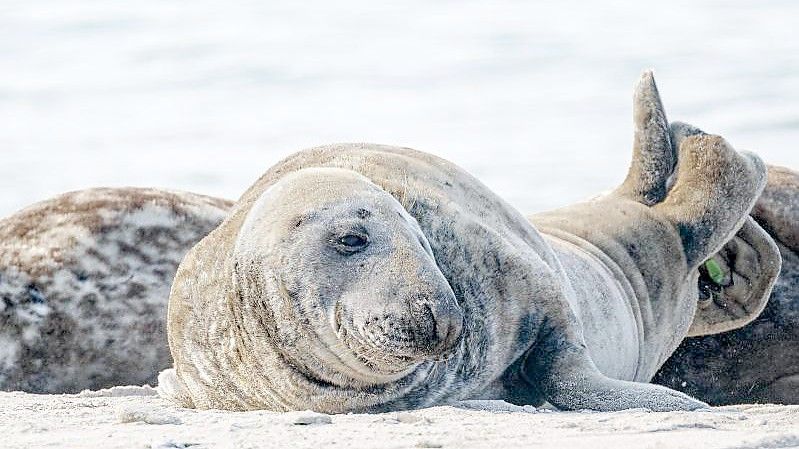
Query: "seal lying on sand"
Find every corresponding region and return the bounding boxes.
[161,72,779,413]
[655,165,799,405]
[0,188,231,393]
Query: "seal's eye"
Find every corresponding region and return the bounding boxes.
[340,234,366,247]
[333,233,369,254]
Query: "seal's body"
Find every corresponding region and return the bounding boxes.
[163,73,779,413]
[656,165,799,405]
[0,188,231,393]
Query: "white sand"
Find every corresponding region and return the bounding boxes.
[3,386,798,449]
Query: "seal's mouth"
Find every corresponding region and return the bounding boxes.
[332,301,458,375]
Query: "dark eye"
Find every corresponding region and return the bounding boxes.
[340,234,366,247]
[333,233,369,254]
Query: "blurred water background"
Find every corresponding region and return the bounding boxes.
[1,0,797,217]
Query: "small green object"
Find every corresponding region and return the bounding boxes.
[704,259,725,285]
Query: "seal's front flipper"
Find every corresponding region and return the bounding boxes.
[688,217,781,336]
[528,344,707,411]
[655,122,768,270]
[157,368,195,408]
[546,372,708,412]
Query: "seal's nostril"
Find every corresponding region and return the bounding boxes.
[423,303,437,341]
[445,314,464,348]
[333,301,343,333]
[433,301,464,356]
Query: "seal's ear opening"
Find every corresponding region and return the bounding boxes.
[687,217,782,336]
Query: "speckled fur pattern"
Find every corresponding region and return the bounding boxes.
[0,188,232,393]
[163,72,773,413]
[655,165,799,405]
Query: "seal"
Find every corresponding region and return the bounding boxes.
[0,188,232,393]
[161,72,777,413]
[655,164,799,405]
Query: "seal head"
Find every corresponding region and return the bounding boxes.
[232,168,463,385]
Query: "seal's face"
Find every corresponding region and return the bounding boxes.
[235,168,463,383]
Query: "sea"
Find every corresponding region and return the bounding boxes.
[1,0,797,216]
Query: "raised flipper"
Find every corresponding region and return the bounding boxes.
[614,72,779,336]
[686,165,795,336]
[616,73,769,272]
[615,70,677,206]
[655,121,768,270]
[662,122,780,336]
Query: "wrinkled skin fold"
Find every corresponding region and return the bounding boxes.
[162,72,778,413]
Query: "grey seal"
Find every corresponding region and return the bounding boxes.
[162,72,777,413]
[0,188,232,393]
[655,164,799,405]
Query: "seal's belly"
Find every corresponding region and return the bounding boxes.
[546,237,641,381]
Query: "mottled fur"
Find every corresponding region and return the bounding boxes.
[656,165,799,404]
[164,72,774,413]
[0,188,231,393]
